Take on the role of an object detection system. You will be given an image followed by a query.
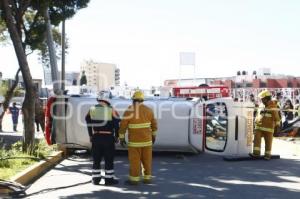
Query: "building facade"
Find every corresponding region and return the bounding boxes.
[164,68,300,89]
[80,60,120,91]
[164,68,300,101]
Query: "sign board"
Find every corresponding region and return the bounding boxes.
[179,52,195,66]
[173,86,229,99]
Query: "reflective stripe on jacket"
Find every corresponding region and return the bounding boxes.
[119,103,158,147]
[85,104,120,138]
[255,100,281,133]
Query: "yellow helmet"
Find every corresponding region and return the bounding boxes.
[132,90,144,100]
[258,90,271,99]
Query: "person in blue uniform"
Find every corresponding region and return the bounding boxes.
[9,102,20,132]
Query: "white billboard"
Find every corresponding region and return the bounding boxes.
[179,52,195,66]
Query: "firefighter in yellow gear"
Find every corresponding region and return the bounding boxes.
[250,90,281,160]
[119,90,158,185]
[273,92,282,136]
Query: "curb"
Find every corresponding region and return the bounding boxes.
[10,151,64,185]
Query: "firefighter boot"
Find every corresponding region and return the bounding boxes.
[264,156,271,161]
[105,178,119,186]
[92,177,101,185]
[249,153,260,159]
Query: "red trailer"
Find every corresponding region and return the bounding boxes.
[172,86,230,99]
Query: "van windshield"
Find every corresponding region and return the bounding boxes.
[205,102,228,152]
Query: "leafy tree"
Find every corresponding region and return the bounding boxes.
[0,72,22,97]
[80,70,87,86]
[37,27,69,70]
[0,0,90,153]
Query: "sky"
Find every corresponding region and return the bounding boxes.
[1,0,300,88]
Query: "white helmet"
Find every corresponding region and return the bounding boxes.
[97,91,110,103]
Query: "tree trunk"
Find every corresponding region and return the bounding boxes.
[2,0,35,154]
[0,69,21,131]
[44,7,60,94]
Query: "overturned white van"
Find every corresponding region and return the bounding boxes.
[49,96,254,156]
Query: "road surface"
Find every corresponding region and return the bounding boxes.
[24,139,300,199]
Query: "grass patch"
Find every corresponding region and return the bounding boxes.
[0,139,57,180]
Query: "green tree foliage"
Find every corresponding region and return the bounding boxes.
[80,70,87,86]
[0,80,22,97]
[0,18,8,43]
[0,81,8,96]
[0,78,24,98]
[0,0,90,153]
[1,1,79,65]
[37,27,69,69]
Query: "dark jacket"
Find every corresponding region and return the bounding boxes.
[85,103,120,138]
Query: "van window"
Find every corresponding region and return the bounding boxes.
[205,102,228,152]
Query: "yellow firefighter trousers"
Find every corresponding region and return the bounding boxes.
[253,130,273,158]
[128,146,152,182]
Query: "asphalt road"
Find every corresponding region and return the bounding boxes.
[1,113,300,199]
[23,139,300,199]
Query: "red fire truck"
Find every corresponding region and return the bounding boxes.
[172,86,230,99]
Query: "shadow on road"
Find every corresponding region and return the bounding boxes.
[25,152,300,199]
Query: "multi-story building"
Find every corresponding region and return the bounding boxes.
[80,60,120,91]
[115,68,120,86]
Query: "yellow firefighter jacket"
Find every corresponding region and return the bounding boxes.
[119,103,158,147]
[255,100,281,133]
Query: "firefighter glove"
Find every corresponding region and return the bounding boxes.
[152,135,156,144]
[120,139,126,147]
[275,124,281,133]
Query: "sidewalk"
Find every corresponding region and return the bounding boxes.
[0,113,44,148]
[1,112,24,133]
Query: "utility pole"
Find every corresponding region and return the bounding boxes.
[61,19,66,92]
